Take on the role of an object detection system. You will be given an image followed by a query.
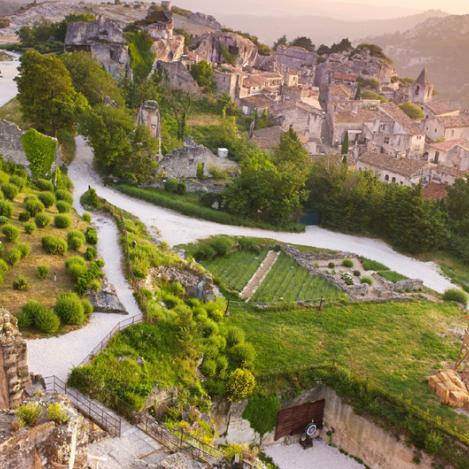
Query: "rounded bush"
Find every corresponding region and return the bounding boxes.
[54,292,85,325]
[17,243,31,259]
[42,236,67,256]
[2,224,20,242]
[85,227,97,245]
[9,175,26,190]
[56,201,71,213]
[35,213,51,228]
[18,211,31,222]
[18,301,59,334]
[13,275,29,291]
[0,200,13,218]
[65,256,87,279]
[55,189,73,204]
[84,247,97,261]
[24,198,44,216]
[443,288,468,305]
[226,326,245,347]
[353,270,361,277]
[226,368,256,401]
[361,276,373,285]
[229,343,256,369]
[194,243,216,261]
[4,247,21,266]
[200,359,217,377]
[67,231,85,251]
[35,178,54,192]
[0,259,8,274]
[342,259,354,268]
[328,262,335,269]
[38,191,55,208]
[0,216,8,225]
[199,318,219,337]
[24,222,36,234]
[37,265,49,279]
[81,298,93,316]
[1,183,18,200]
[210,236,236,257]
[82,212,91,223]
[54,214,71,229]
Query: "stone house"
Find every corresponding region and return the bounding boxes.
[239,94,273,116]
[424,114,469,142]
[356,151,429,186]
[410,68,434,105]
[365,103,426,159]
[249,125,284,151]
[238,72,284,99]
[64,16,131,80]
[423,100,460,119]
[213,66,241,99]
[425,139,469,169]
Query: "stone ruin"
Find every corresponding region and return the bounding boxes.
[136,99,162,156]
[0,309,31,410]
[428,369,469,409]
[0,119,31,172]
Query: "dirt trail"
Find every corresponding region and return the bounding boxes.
[240,250,279,301]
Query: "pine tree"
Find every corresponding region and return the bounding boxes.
[341,132,349,155]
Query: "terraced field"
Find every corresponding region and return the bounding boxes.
[252,253,345,303]
[201,248,268,292]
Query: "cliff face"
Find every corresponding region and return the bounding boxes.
[193,31,258,68]
[369,15,469,106]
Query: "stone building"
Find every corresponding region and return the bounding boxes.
[136,100,161,155]
[0,310,30,410]
[141,2,174,40]
[424,114,469,142]
[411,68,434,105]
[157,61,200,94]
[64,16,131,80]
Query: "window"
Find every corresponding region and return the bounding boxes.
[384,137,390,144]
[392,177,396,183]
[385,175,389,181]
[434,151,439,163]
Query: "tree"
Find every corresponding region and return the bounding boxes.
[126,31,156,83]
[341,132,349,155]
[226,368,256,401]
[273,35,287,50]
[290,36,315,51]
[61,51,124,107]
[16,50,86,135]
[190,61,214,91]
[399,102,424,121]
[166,91,192,140]
[79,105,133,174]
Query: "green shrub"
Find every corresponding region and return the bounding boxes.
[226,368,256,401]
[9,175,26,190]
[18,301,60,334]
[229,342,256,369]
[85,227,97,245]
[360,258,389,271]
[4,247,21,266]
[164,178,178,193]
[24,222,36,234]
[25,198,45,216]
[328,262,335,268]
[47,402,69,424]
[361,276,373,285]
[0,259,8,274]
[0,215,8,225]
[193,243,216,261]
[210,236,236,256]
[21,129,57,178]
[424,431,444,454]
[226,326,245,347]
[38,191,55,208]
[82,212,91,223]
[56,201,71,213]
[37,265,49,279]
[353,270,361,277]
[67,231,85,250]
[1,183,18,200]
[55,189,73,204]
[379,270,407,283]
[35,178,54,192]
[18,243,31,258]
[54,214,71,229]
[65,256,87,279]
[2,224,20,242]
[16,402,41,426]
[18,211,31,222]
[0,200,13,218]
[442,288,468,305]
[13,275,29,291]
[342,259,354,268]
[81,298,93,316]
[84,247,97,260]
[243,394,280,436]
[238,237,261,253]
[42,236,67,256]
[54,292,85,325]
[35,213,51,228]
[201,358,217,377]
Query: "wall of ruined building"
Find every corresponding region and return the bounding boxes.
[213,385,434,469]
[0,120,30,170]
[158,61,200,94]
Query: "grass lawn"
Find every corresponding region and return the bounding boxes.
[0,98,30,129]
[252,253,345,303]
[227,300,469,435]
[202,248,268,292]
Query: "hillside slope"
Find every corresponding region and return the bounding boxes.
[368,15,469,106]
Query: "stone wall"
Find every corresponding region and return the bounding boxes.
[0,119,30,170]
[213,385,435,469]
[157,61,201,95]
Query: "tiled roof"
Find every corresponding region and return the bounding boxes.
[379,103,423,135]
[422,182,448,200]
[240,95,273,107]
[334,108,379,124]
[425,100,459,116]
[427,138,469,152]
[329,84,353,99]
[333,71,358,82]
[438,114,469,129]
[358,152,427,177]
[250,126,283,150]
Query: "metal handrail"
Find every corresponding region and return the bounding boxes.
[44,375,122,436]
[79,313,144,366]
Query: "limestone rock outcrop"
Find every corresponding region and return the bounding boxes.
[428,369,469,408]
[0,119,30,170]
[0,309,31,410]
[89,280,127,315]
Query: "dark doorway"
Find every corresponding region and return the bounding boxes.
[274,399,325,440]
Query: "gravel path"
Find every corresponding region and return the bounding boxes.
[0,53,19,107]
[240,250,279,300]
[265,441,364,469]
[72,136,455,295]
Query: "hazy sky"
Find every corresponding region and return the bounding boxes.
[338,0,469,14]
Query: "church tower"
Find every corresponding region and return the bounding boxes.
[411,67,434,105]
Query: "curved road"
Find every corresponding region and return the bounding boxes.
[72,136,454,294]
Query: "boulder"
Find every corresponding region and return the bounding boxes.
[89,280,126,314]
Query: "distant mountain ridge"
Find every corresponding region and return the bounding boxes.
[219,10,447,46]
[368,15,469,106]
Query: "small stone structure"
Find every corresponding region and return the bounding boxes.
[157,137,239,179]
[0,309,31,410]
[89,279,127,314]
[0,119,30,170]
[428,369,469,408]
[157,61,201,94]
[136,100,162,155]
